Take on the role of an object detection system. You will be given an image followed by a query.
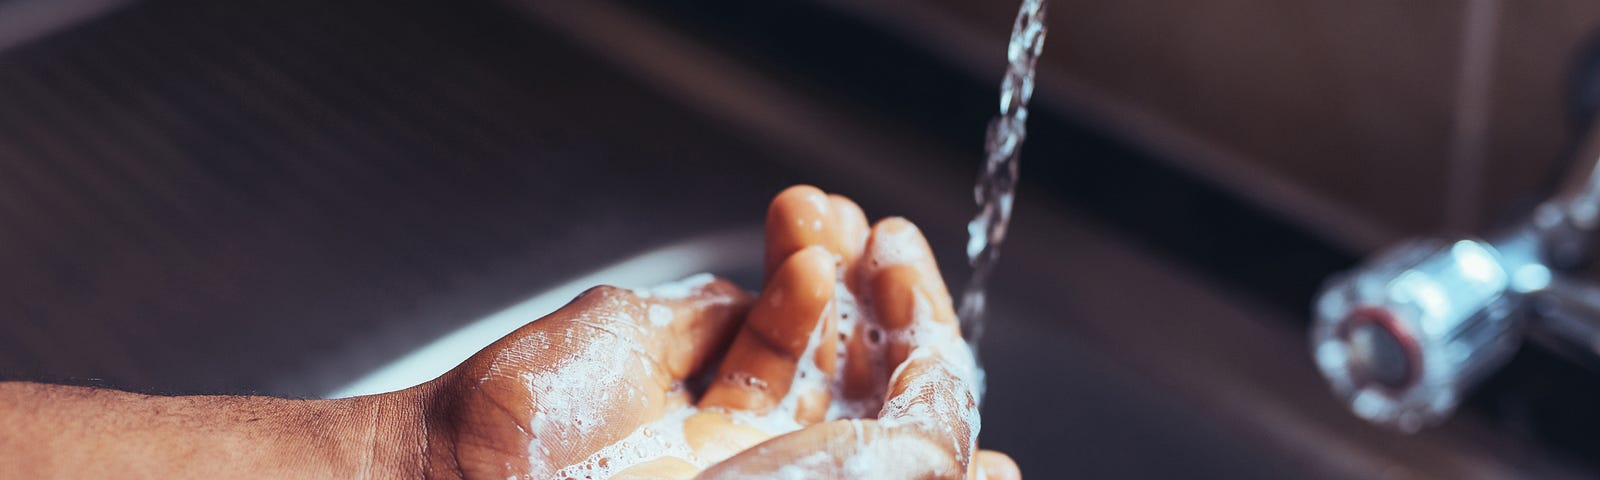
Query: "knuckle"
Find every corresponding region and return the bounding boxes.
[578,284,630,302]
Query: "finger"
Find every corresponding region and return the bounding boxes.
[862,221,985,475]
[628,274,758,383]
[765,185,831,280]
[858,218,983,475]
[764,185,869,282]
[878,352,982,474]
[828,193,870,290]
[976,450,1022,480]
[698,246,838,423]
[699,419,964,480]
[705,339,984,480]
[863,217,955,328]
[681,410,775,466]
[843,217,961,400]
[610,457,700,480]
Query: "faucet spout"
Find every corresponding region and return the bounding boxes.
[1310,124,1600,431]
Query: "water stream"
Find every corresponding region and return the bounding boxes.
[959,0,1047,355]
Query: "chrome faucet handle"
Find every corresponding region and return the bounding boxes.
[1533,96,1600,268]
[1313,34,1600,432]
[1311,238,1532,431]
[1528,276,1600,361]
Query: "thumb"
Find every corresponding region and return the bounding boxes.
[625,274,755,382]
[445,275,751,478]
[532,275,753,391]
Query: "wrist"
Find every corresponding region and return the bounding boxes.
[413,377,467,479]
[335,383,439,479]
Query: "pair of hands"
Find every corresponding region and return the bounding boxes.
[408,186,1019,479]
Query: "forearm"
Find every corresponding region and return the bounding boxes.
[0,382,430,479]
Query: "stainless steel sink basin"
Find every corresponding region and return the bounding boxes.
[329,228,764,398]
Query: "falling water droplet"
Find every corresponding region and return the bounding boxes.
[960,0,1048,358]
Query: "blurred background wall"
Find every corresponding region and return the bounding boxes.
[845,0,1600,246]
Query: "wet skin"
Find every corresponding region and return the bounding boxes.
[0,185,1020,480]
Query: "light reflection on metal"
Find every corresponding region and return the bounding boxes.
[1313,129,1600,431]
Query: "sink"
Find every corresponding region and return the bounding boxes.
[329,228,764,398]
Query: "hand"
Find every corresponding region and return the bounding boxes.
[409,185,1018,479]
[413,277,754,478]
[688,185,1019,480]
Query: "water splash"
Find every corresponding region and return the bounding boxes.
[959,0,1047,354]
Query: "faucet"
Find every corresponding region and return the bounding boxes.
[1311,104,1600,432]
